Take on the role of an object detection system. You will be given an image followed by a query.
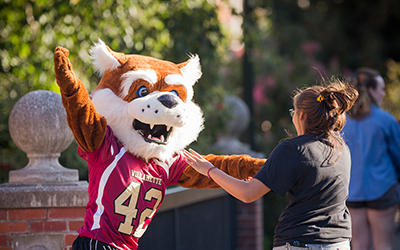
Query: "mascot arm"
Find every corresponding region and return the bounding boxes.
[54,47,107,153]
[177,154,266,189]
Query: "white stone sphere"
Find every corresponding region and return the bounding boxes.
[8,90,73,156]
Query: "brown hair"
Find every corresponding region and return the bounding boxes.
[293,79,358,161]
[347,67,381,120]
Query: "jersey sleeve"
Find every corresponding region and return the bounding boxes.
[253,140,301,197]
[77,126,117,166]
[166,151,188,186]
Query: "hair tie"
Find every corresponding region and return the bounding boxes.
[317,95,324,103]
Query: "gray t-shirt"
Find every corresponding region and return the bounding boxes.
[254,133,351,247]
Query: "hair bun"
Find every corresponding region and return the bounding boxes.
[320,85,358,115]
[320,90,339,112]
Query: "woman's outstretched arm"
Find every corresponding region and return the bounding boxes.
[183,149,270,203]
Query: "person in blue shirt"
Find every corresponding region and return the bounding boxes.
[342,67,400,250]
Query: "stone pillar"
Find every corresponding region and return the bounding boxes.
[0,90,88,250]
[211,96,264,250]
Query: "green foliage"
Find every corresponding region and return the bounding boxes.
[0,0,233,181]
[236,0,400,157]
[384,59,400,120]
[264,0,400,74]
[262,194,286,249]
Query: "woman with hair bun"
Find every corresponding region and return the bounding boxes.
[342,68,400,250]
[184,80,358,249]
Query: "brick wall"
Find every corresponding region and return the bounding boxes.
[0,207,85,250]
[236,198,264,250]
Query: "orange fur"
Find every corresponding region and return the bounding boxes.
[54,47,107,152]
[179,154,265,188]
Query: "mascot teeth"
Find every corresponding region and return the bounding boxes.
[133,119,172,145]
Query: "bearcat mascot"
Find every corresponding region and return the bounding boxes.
[54,39,265,250]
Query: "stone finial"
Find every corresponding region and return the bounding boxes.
[212,96,265,158]
[224,96,251,137]
[8,90,78,183]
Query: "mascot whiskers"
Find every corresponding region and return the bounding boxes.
[54,39,265,250]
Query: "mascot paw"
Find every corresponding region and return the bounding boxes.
[54,46,81,96]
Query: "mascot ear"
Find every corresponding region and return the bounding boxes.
[177,54,202,101]
[178,54,202,87]
[89,39,127,76]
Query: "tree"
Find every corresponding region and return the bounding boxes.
[234,0,400,156]
[0,0,234,182]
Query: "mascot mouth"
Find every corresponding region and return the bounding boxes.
[133,119,172,145]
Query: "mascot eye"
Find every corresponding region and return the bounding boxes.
[137,86,149,97]
[170,90,179,96]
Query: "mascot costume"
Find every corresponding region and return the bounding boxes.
[53,39,265,250]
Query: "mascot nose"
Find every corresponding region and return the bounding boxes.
[158,94,178,109]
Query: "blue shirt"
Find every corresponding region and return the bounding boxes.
[342,104,400,201]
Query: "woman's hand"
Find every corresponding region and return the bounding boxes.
[183,148,270,203]
[183,149,216,177]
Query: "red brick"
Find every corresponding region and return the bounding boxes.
[48,208,86,219]
[0,247,11,250]
[0,235,7,246]
[30,221,66,232]
[0,235,8,246]
[0,210,7,221]
[9,208,46,221]
[68,220,84,231]
[65,233,78,245]
[0,222,28,233]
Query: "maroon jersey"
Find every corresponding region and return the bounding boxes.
[77,127,187,249]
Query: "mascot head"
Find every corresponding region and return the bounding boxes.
[89,39,204,162]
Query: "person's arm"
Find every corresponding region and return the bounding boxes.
[183,149,270,203]
[178,153,265,189]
